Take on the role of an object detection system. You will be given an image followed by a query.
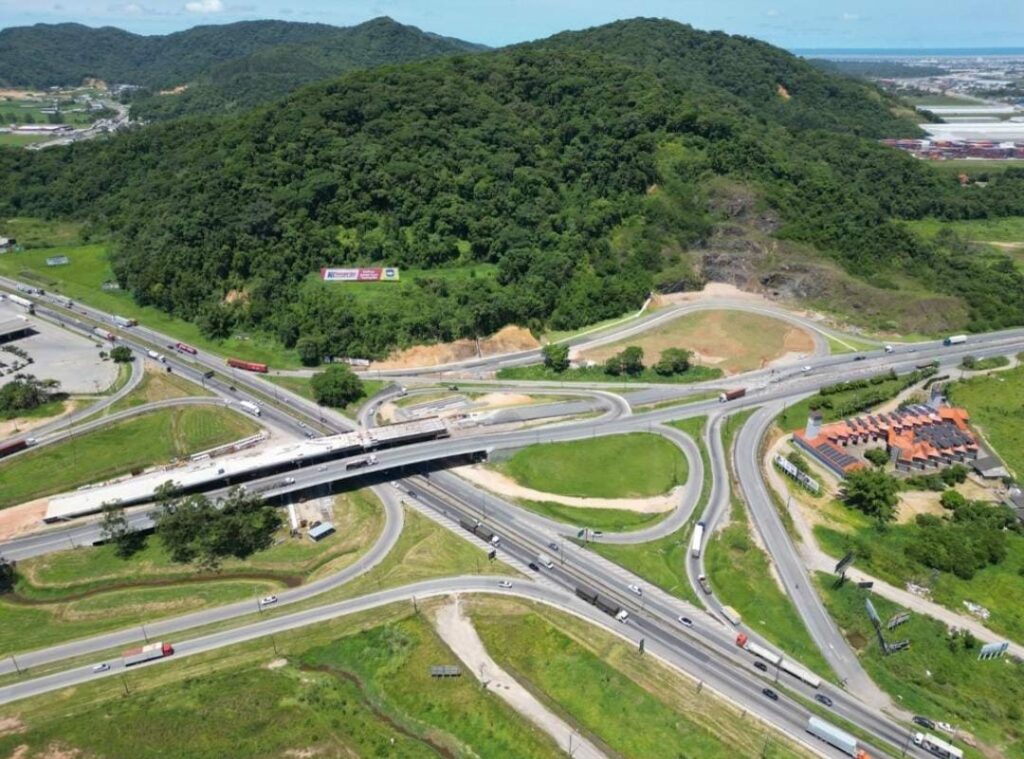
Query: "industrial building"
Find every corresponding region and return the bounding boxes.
[794,403,979,478]
[0,316,35,345]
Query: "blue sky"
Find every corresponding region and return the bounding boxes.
[1,0,1022,50]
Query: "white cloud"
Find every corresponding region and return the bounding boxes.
[765,9,780,17]
[841,12,860,21]
[184,0,224,13]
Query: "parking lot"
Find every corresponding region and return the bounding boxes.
[0,300,118,393]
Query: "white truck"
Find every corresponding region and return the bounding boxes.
[806,717,866,758]
[720,605,742,626]
[146,350,166,363]
[690,521,705,558]
[536,553,555,569]
[914,733,963,759]
[238,400,261,417]
[944,334,967,346]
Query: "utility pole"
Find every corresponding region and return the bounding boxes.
[121,674,129,696]
[141,622,149,643]
[10,655,21,674]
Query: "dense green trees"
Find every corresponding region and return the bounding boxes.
[109,345,133,363]
[541,344,570,373]
[155,486,281,570]
[842,468,900,525]
[310,364,364,408]
[908,498,1019,580]
[863,448,890,468]
[654,347,692,376]
[0,375,62,415]
[1,18,1024,360]
[100,503,146,558]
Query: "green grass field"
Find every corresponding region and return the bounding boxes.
[474,599,811,758]
[909,94,981,107]
[515,498,668,532]
[0,396,66,422]
[0,219,303,368]
[590,418,709,605]
[0,596,811,759]
[947,363,1024,479]
[775,372,915,433]
[0,602,561,759]
[0,132,49,147]
[818,576,1024,757]
[0,405,261,508]
[105,366,213,415]
[300,262,497,307]
[908,216,1024,243]
[499,433,688,499]
[815,518,1024,645]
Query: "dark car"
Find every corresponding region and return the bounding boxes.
[528,562,539,572]
[761,688,779,701]
[548,542,559,551]
[853,355,867,361]
[753,661,768,672]
[815,694,833,707]
[913,716,935,730]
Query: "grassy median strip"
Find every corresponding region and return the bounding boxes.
[515,498,668,533]
[589,417,709,605]
[0,405,261,509]
[499,432,688,499]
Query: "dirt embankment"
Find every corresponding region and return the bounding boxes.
[370,325,538,370]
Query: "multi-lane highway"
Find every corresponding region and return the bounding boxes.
[4,274,1023,756]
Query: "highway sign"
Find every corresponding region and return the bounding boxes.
[835,552,855,575]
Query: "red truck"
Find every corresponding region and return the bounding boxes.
[227,357,268,373]
[719,388,746,403]
[175,342,198,355]
[0,438,29,459]
[122,641,174,666]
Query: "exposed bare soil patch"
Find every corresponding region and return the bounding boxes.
[370,325,538,370]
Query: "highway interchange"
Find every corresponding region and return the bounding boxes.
[3,275,1024,757]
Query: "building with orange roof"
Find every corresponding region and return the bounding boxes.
[794,401,979,479]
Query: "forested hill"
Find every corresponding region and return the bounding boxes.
[127,17,489,121]
[2,18,1023,362]
[0,18,484,96]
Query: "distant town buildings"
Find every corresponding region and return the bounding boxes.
[883,137,1024,161]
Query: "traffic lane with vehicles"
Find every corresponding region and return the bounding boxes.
[0,485,405,675]
[0,573,911,759]
[735,403,890,710]
[402,474,921,758]
[0,279,344,438]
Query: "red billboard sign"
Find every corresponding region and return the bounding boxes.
[320,267,400,282]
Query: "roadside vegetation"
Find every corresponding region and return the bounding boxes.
[0,490,384,655]
[105,365,213,415]
[590,417,709,605]
[499,432,688,499]
[777,366,938,432]
[513,499,667,533]
[0,602,560,759]
[947,363,1024,478]
[0,405,260,508]
[0,374,65,419]
[819,577,1024,757]
[498,360,721,385]
[702,410,834,677]
[473,598,812,758]
[265,374,386,416]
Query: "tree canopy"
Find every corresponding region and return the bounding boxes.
[842,468,900,525]
[309,364,364,408]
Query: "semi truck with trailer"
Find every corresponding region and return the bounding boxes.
[736,634,820,686]
[122,641,174,666]
[93,327,116,342]
[536,553,555,569]
[719,388,747,403]
[944,334,967,346]
[697,574,712,595]
[0,438,30,459]
[238,400,261,417]
[590,592,629,622]
[736,634,782,667]
[690,521,705,558]
[6,293,35,314]
[113,315,137,328]
[227,357,269,373]
[15,284,43,295]
[146,350,166,363]
[345,454,378,470]
[175,342,198,355]
[806,716,868,758]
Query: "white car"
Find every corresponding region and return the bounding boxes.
[92,663,110,673]
[627,584,643,596]
[259,595,278,606]
[936,721,954,735]
[801,365,812,373]
[678,615,693,627]
[497,580,513,589]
